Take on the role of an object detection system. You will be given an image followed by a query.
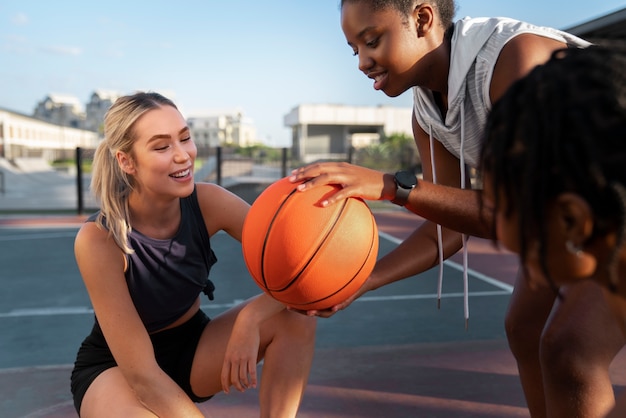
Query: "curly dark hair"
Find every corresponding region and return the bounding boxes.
[480,44,626,289]
[340,0,457,29]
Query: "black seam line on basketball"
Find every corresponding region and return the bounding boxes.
[268,197,348,293]
[260,187,300,289]
[291,214,377,308]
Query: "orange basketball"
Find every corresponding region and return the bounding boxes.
[242,176,379,311]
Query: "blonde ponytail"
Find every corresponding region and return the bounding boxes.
[90,92,178,253]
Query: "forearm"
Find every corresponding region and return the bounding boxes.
[368,221,463,291]
[404,179,493,239]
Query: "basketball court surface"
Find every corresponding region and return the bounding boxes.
[2,209,626,417]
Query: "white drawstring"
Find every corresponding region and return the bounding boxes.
[459,101,469,330]
[429,125,445,310]
[428,102,470,328]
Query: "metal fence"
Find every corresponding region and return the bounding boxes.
[0,145,421,214]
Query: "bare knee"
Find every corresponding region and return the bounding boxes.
[258,310,316,361]
[504,276,556,361]
[80,368,156,418]
[540,326,586,378]
[505,304,544,360]
[279,310,317,342]
[539,320,617,382]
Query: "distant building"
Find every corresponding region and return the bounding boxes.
[564,6,626,43]
[283,104,412,163]
[187,110,257,149]
[84,90,121,133]
[33,94,85,129]
[0,107,99,161]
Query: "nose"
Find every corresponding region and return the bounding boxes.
[358,51,374,74]
[173,142,192,163]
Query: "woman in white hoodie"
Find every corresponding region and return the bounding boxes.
[290,1,623,416]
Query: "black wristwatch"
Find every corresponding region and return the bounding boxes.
[391,170,418,206]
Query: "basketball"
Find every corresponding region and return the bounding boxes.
[242,176,379,311]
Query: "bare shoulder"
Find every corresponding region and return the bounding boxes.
[490,33,567,102]
[74,220,109,253]
[195,182,248,209]
[74,220,125,277]
[194,182,250,239]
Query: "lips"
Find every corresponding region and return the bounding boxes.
[170,168,191,178]
[367,71,387,91]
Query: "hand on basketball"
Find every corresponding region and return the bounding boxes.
[304,292,358,318]
[291,277,372,318]
[290,162,393,206]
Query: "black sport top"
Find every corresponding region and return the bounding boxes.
[87,186,217,333]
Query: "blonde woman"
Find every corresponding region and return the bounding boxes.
[70,92,316,417]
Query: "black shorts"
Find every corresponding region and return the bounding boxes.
[70,309,213,414]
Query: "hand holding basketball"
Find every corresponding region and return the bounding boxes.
[242,176,379,311]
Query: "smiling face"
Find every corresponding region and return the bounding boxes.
[116,105,197,200]
[341,1,435,97]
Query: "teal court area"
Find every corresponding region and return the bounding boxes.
[2,210,626,417]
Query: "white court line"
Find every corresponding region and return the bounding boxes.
[378,231,514,293]
[0,303,235,319]
[0,231,77,241]
[0,290,511,319]
[0,231,513,319]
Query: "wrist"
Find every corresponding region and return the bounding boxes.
[382,173,397,201]
[391,170,418,206]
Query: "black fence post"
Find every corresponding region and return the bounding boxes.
[216,146,222,186]
[281,147,288,178]
[76,147,84,215]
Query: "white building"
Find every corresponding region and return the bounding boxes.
[33,93,85,129]
[0,107,100,161]
[84,90,121,133]
[187,109,257,149]
[284,103,412,163]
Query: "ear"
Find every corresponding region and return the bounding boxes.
[116,151,136,175]
[555,193,594,247]
[555,192,598,277]
[412,3,435,37]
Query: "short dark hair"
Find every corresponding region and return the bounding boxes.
[340,0,457,29]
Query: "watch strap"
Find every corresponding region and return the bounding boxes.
[391,186,411,206]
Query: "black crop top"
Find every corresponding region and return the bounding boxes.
[87,186,217,333]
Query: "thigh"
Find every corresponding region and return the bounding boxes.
[189,295,300,397]
[80,367,157,418]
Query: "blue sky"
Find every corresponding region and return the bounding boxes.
[1,1,624,147]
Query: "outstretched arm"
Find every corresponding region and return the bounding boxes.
[289,116,492,239]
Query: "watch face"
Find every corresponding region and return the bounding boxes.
[396,171,417,188]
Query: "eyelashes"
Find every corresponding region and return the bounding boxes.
[350,37,380,56]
